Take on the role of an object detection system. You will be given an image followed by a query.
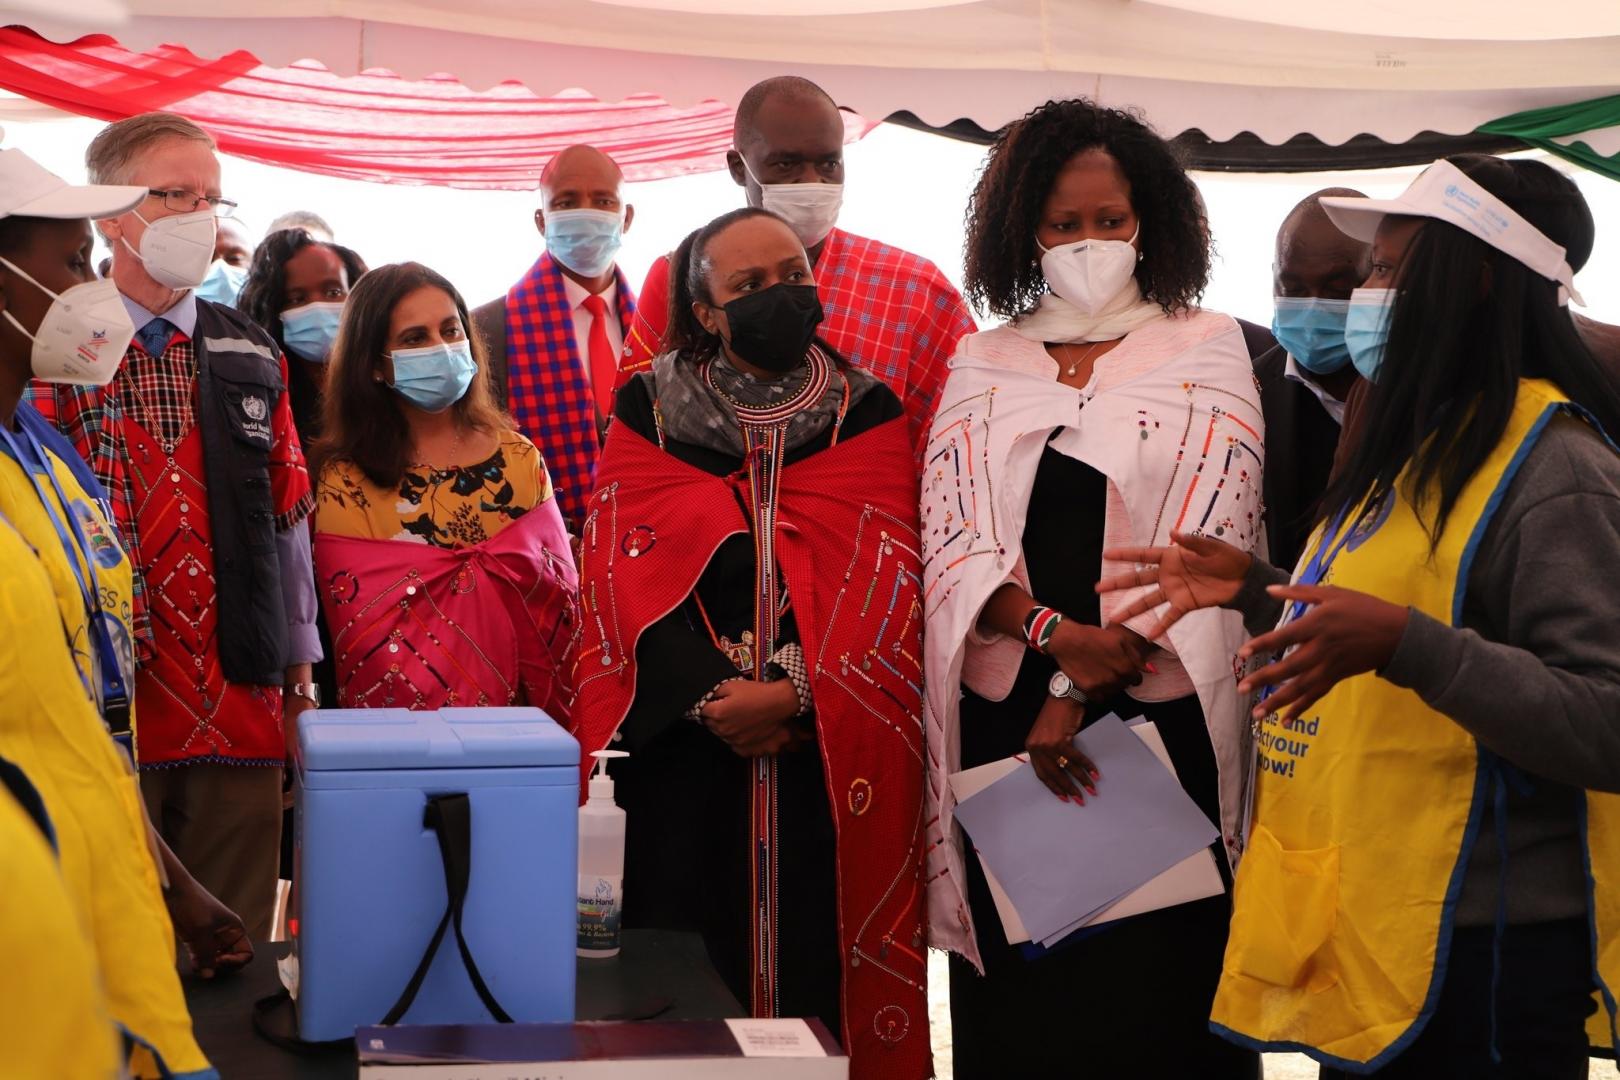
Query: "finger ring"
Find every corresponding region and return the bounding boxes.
[1056,755,1069,769]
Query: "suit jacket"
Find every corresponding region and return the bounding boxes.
[471,296,516,409]
[1250,332,1345,572]
[472,261,635,531]
[474,279,639,415]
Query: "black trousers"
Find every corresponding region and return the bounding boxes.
[1320,918,1596,1080]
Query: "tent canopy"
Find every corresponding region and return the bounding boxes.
[5,2,1618,187]
[0,29,880,187]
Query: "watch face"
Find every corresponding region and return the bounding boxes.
[1049,672,1072,696]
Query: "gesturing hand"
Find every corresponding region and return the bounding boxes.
[1045,620,1149,699]
[701,679,800,758]
[1094,530,1253,641]
[1238,583,1410,723]
[1025,697,1100,802]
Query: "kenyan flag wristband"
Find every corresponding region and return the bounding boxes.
[1022,605,1064,654]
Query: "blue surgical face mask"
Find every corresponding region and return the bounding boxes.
[544,208,624,278]
[1344,288,1396,383]
[280,301,345,363]
[195,258,247,306]
[1272,296,1352,376]
[389,340,477,413]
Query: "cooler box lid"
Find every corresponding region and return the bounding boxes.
[299,707,579,772]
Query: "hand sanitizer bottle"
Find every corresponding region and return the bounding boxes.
[577,749,628,958]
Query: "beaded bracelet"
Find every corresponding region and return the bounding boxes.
[687,676,746,724]
[768,644,814,718]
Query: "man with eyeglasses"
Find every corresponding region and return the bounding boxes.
[622,76,975,453]
[28,111,321,948]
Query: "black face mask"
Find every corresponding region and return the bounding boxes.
[718,283,825,373]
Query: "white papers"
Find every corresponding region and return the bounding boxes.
[726,1019,826,1058]
[949,716,1222,946]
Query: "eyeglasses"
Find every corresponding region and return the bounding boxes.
[146,188,239,218]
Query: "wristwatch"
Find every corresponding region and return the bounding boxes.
[289,681,321,708]
[1048,672,1088,705]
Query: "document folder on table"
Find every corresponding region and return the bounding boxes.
[356,1018,846,1079]
[949,716,1223,946]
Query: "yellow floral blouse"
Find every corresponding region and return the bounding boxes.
[316,430,553,548]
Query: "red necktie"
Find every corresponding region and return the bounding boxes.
[582,294,617,420]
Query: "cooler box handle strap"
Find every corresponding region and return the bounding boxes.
[380,792,515,1025]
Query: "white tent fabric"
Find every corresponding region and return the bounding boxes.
[19,2,1620,145]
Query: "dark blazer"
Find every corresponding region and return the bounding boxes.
[471,297,512,409]
[1247,325,1345,572]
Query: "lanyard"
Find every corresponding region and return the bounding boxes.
[1289,508,1356,616]
[0,422,132,740]
[1256,506,1358,710]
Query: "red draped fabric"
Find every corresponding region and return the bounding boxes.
[574,418,930,1080]
[0,26,875,187]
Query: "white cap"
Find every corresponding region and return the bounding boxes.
[1320,159,1584,306]
[0,140,146,222]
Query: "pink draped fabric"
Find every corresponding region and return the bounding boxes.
[314,501,578,721]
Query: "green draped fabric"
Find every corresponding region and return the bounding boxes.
[1478,94,1620,181]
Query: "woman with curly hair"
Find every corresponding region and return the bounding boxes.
[310,263,576,719]
[236,226,368,447]
[922,98,1263,1077]
[237,227,370,750]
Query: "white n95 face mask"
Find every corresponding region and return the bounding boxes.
[0,257,135,386]
[1039,227,1141,316]
[121,207,218,290]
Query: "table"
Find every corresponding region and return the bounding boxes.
[184,931,742,1078]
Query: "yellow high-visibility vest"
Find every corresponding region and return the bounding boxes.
[0,436,137,744]
[0,757,123,1080]
[0,516,211,1078]
[1211,379,1620,1070]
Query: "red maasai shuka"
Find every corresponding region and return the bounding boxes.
[314,499,578,721]
[572,417,930,1080]
[620,228,976,453]
[128,410,287,765]
[504,253,636,531]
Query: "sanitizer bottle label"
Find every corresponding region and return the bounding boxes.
[577,874,622,950]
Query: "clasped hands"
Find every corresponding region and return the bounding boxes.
[1025,619,1148,802]
[699,678,810,757]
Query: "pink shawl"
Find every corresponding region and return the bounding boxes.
[314,501,578,722]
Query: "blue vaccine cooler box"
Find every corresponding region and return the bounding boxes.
[293,707,579,1042]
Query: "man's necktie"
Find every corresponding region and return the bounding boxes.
[136,317,176,359]
[581,295,617,420]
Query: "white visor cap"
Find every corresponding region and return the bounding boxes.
[1320,159,1584,307]
[0,141,146,222]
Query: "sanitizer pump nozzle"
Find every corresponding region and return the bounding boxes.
[586,749,625,803]
[577,749,629,958]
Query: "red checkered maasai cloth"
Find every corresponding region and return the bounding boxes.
[27,325,312,656]
[502,253,637,530]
